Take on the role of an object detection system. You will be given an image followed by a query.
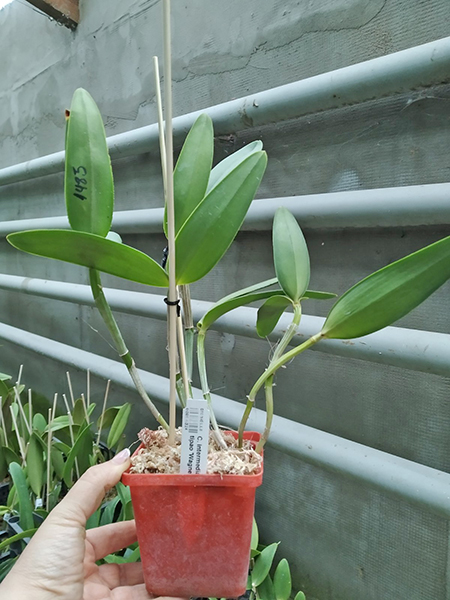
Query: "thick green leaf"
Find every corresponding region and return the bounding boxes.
[0,379,10,399]
[107,403,131,448]
[252,542,279,587]
[65,88,114,237]
[294,592,306,600]
[206,140,263,194]
[200,289,285,332]
[2,446,21,467]
[0,444,7,481]
[257,574,276,600]
[273,559,292,600]
[273,208,310,303]
[303,290,337,300]
[175,151,267,284]
[7,230,169,287]
[72,397,87,425]
[0,372,11,381]
[257,295,292,338]
[86,508,101,530]
[0,557,18,584]
[0,528,38,552]
[51,448,65,480]
[100,495,120,526]
[97,406,120,430]
[9,462,34,531]
[322,234,450,339]
[27,433,44,496]
[62,424,92,487]
[32,413,47,435]
[165,114,214,236]
[251,518,259,552]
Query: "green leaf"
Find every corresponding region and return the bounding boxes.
[294,592,306,600]
[175,151,267,284]
[97,406,120,430]
[206,140,263,194]
[86,508,101,530]
[0,372,11,381]
[165,114,214,236]
[62,424,92,487]
[107,403,131,448]
[100,495,120,526]
[72,397,87,425]
[0,557,18,584]
[257,296,293,338]
[302,290,337,300]
[51,448,65,480]
[7,230,169,287]
[32,413,47,434]
[251,518,259,552]
[257,574,276,600]
[2,446,21,467]
[0,528,38,552]
[65,88,114,237]
[116,481,132,507]
[27,434,44,496]
[8,462,34,531]
[252,542,279,587]
[273,208,310,303]
[198,278,281,331]
[273,559,292,600]
[322,234,450,339]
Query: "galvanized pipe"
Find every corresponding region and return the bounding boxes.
[2,36,450,186]
[1,182,450,236]
[0,320,449,519]
[1,274,450,377]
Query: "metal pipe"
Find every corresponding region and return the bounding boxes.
[0,320,449,519]
[2,36,450,186]
[1,274,450,377]
[1,182,450,236]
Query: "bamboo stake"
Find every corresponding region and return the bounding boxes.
[10,406,26,466]
[66,371,75,407]
[14,385,31,436]
[86,369,90,412]
[163,0,177,445]
[153,55,167,192]
[63,393,80,480]
[16,364,23,387]
[0,397,8,447]
[96,379,110,447]
[46,407,53,512]
[28,388,33,430]
[81,393,89,424]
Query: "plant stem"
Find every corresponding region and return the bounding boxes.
[197,330,227,450]
[163,0,177,445]
[46,408,52,512]
[176,311,190,405]
[96,379,110,447]
[255,377,274,454]
[179,284,195,383]
[238,328,323,447]
[89,268,169,431]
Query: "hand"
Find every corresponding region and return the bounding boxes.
[0,449,183,600]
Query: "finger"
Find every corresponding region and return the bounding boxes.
[86,520,137,561]
[98,561,145,587]
[51,449,131,526]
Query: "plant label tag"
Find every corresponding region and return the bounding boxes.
[180,398,210,475]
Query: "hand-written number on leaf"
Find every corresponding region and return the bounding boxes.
[72,165,88,201]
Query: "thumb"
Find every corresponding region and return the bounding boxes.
[51,448,131,526]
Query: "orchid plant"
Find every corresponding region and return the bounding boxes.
[7,88,450,455]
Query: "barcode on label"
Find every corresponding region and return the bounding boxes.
[187,408,199,434]
[180,399,210,475]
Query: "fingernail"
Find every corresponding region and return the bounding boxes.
[112,448,131,464]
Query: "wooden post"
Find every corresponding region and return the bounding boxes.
[25,0,79,30]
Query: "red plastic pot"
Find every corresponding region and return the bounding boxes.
[122,431,263,597]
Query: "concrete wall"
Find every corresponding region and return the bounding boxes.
[1,1,450,598]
